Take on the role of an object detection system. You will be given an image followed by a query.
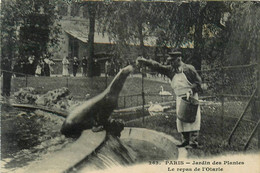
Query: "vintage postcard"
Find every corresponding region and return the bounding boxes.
[1,0,259,173]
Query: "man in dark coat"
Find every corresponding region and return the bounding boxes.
[72,57,79,77]
[81,56,88,77]
[27,55,35,75]
[93,58,101,76]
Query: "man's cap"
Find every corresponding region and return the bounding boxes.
[168,51,182,57]
[167,51,182,61]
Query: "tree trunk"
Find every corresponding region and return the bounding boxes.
[193,18,203,71]
[1,57,12,97]
[192,3,204,71]
[138,21,145,57]
[87,2,96,77]
[257,36,260,149]
[1,33,14,96]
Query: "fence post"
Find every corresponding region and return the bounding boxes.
[141,65,145,124]
[255,54,260,149]
[25,74,28,87]
[250,64,258,121]
[123,96,126,108]
[66,77,69,88]
[244,119,260,150]
[228,89,257,145]
[136,95,138,107]
[221,66,225,141]
[130,95,133,107]
[105,71,108,88]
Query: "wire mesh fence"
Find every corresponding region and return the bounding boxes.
[199,63,258,149]
[201,64,257,97]
[199,64,257,120]
[2,63,258,108]
[117,93,174,109]
[1,63,259,149]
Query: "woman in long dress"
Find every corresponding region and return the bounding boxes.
[62,57,70,77]
[35,63,42,77]
[136,51,203,149]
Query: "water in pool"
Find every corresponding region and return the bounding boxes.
[122,139,170,161]
[1,104,171,173]
[1,105,74,173]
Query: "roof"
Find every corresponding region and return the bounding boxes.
[65,29,157,47]
[65,30,112,44]
[64,29,193,48]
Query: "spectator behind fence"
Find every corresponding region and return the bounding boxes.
[35,63,42,77]
[22,57,29,75]
[39,57,45,76]
[13,58,23,77]
[93,58,101,76]
[136,51,203,149]
[28,55,35,75]
[18,57,26,77]
[109,59,116,76]
[43,54,55,76]
[114,59,121,74]
[105,60,111,76]
[62,56,70,77]
[72,57,79,77]
[82,56,88,77]
[43,54,50,76]
[48,58,55,75]
[35,57,44,77]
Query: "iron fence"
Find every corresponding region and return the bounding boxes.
[1,63,259,149]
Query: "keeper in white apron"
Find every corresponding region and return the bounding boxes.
[136,51,203,149]
[171,67,201,148]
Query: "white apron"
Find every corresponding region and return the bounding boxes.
[171,70,201,132]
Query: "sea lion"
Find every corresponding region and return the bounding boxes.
[60,65,133,138]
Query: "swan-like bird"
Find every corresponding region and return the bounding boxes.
[159,86,172,96]
[148,102,164,116]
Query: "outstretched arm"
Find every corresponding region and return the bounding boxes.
[185,64,203,94]
[136,57,173,79]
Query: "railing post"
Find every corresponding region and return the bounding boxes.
[105,71,108,88]
[130,95,133,107]
[141,65,145,124]
[25,74,28,87]
[257,54,260,149]
[221,66,224,140]
[244,119,260,150]
[123,96,126,108]
[136,95,138,107]
[228,89,257,145]
[66,77,69,88]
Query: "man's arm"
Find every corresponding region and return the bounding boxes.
[186,65,203,94]
[136,57,173,79]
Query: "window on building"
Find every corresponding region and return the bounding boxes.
[82,5,89,18]
[68,36,79,59]
[70,3,81,17]
[58,3,68,16]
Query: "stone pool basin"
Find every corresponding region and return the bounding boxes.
[2,103,186,173]
[120,127,187,160]
[24,127,186,173]
[77,127,187,173]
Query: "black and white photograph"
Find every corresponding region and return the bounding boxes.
[0,0,259,173]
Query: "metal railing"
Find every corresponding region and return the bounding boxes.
[1,62,259,149]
